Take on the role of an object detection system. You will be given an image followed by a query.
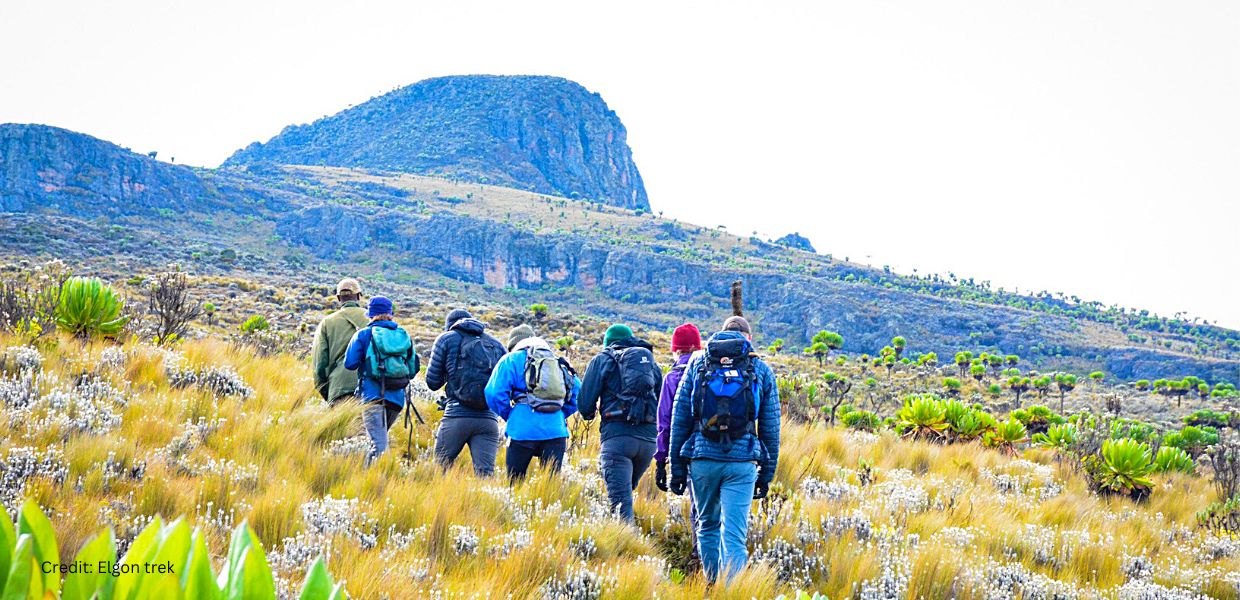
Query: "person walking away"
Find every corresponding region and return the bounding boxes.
[655,323,702,537]
[668,316,781,583]
[485,324,580,481]
[344,297,420,465]
[579,324,663,522]
[311,278,369,405]
[425,309,507,476]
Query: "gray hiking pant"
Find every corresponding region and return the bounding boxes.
[601,435,657,522]
[363,400,402,466]
[434,415,501,477]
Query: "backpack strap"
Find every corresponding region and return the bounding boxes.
[343,313,368,333]
[368,328,386,379]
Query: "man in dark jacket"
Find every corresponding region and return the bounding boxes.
[579,324,664,522]
[425,309,506,477]
[668,316,780,582]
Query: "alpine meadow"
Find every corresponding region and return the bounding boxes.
[1,56,1239,600]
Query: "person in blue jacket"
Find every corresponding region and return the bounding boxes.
[344,296,420,465]
[668,316,781,583]
[485,324,581,481]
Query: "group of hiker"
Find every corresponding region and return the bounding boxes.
[311,278,782,583]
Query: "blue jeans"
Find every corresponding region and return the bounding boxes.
[600,436,656,522]
[363,400,402,465]
[690,459,757,582]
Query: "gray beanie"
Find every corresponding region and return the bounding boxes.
[506,324,536,351]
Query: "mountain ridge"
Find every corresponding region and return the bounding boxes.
[223,75,649,210]
[2,122,1237,384]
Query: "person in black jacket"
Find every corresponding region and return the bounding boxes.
[579,324,663,522]
[425,309,507,477]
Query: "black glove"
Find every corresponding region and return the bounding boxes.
[655,460,668,492]
[753,480,769,500]
[670,475,687,496]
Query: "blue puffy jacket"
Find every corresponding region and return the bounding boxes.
[485,338,580,441]
[669,331,781,485]
[344,320,420,407]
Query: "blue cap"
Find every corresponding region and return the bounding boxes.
[367,296,394,318]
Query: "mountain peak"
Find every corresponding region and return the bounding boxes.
[224,75,650,210]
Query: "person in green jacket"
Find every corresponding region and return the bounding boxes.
[311,278,369,405]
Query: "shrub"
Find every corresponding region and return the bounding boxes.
[240,315,271,335]
[1087,438,1154,500]
[944,402,995,443]
[896,395,947,441]
[841,409,880,432]
[529,303,549,319]
[54,277,129,338]
[1033,423,1078,453]
[984,419,1028,456]
[1184,409,1235,429]
[942,378,962,396]
[148,271,202,345]
[0,260,70,340]
[1197,497,1240,532]
[1152,446,1194,474]
[1162,425,1219,458]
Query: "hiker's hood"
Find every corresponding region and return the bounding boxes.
[512,336,551,352]
[450,317,487,336]
[369,319,399,330]
[706,330,753,354]
[444,308,472,330]
[607,336,653,351]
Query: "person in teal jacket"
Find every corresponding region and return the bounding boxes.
[485,324,581,481]
[344,296,420,465]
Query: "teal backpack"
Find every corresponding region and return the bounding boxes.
[366,325,415,391]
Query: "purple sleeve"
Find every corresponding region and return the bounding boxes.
[655,368,681,462]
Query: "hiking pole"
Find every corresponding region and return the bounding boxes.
[403,386,425,459]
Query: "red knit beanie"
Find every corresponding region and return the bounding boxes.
[671,323,702,352]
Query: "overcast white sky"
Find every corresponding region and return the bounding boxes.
[2,1,1237,328]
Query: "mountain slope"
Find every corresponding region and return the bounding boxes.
[2,123,1237,384]
[224,75,649,210]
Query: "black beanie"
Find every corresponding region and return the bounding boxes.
[445,308,472,330]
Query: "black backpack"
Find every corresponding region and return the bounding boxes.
[692,338,759,445]
[449,332,505,410]
[600,346,659,424]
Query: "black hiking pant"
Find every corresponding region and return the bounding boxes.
[505,437,567,481]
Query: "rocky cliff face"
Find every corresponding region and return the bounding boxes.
[275,203,1240,383]
[0,124,226,217]
[224,75,649,210]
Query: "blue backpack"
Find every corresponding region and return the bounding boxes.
[366,325,415,392]
[691,337,760,445]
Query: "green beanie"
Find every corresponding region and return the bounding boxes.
[604,324,634,347]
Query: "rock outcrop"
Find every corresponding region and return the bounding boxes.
[224,75,649,210]
[0,124,224,217]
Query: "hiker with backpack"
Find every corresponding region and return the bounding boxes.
[344,297,421,465]
[578,324,663,522]
[311,278,369,405]
[485,324,581,481]
[668,316,781,583]
[425,309,506,477]
[655,323,702,535]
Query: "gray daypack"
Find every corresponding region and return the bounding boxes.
[521,346,574,413]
